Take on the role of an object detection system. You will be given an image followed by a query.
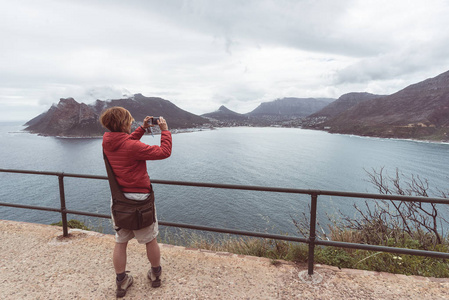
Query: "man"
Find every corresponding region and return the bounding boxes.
[100,107,172,297]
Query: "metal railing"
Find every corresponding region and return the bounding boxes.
[1,167,449,276]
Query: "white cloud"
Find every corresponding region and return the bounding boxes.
[38,86,134,105]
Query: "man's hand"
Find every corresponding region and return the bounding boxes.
[158,117,168,131]
[143,116,168,131]
[143,116,154,129]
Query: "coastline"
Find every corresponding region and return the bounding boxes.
[3,121,448,144]
[330,131,449,145]
[14,126,214,139]
[300,126,449,145]
[15,126,449,145]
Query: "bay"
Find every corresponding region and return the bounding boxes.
[1,122,448,236]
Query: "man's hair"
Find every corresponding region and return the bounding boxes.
[99,107,134,132]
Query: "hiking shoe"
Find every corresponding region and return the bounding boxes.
[116,273,133,298]
[147,266,162,288]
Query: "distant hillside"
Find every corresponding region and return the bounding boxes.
[248,97,335,118]
[309,92,384,118]
[202,105,249,121]
[322,70,449,140]
[24,94,208,137]
[25,70,449,140]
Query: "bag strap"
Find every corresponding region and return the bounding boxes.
[103,151,128,202]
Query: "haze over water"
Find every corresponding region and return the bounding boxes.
[1,122,448,236]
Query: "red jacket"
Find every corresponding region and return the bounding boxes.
[102,126,172,193]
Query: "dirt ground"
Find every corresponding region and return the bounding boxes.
[1,219,448,299]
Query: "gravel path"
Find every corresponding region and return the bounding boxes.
[1,219,448,299]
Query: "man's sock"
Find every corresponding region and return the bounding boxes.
[116,272,126,282]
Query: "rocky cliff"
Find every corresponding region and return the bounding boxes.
[25,98,103,136]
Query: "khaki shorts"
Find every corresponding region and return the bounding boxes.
[111,195,159,244]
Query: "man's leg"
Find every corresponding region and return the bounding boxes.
[146,238,162,287]
[113,242,128,274]
[146,238,160,267]
[113,241,133,297]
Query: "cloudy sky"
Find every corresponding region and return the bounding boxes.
[1,0,449,121]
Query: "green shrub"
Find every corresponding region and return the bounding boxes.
[51,219,90,231]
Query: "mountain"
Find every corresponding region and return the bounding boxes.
[309,92,384,118]
[201,105,249,121]
[25,69,449,140]
[322,70,449,140]
[24,98,104,137]
[201,98,336,127]
[248,97,335,118]
[24,94,208,137]
[91,94,207,129]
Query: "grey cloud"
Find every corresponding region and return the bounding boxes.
[113,0,379,56]
[333,40,449,84]
[1,0,449,121]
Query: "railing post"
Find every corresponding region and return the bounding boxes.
[308,193,318,275]
[58,174,69,237]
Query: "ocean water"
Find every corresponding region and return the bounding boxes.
[1,122,448,236]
